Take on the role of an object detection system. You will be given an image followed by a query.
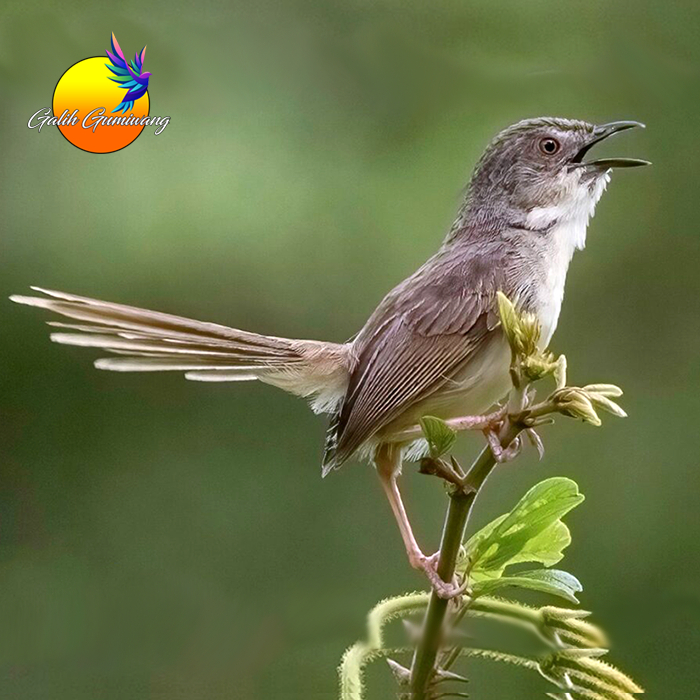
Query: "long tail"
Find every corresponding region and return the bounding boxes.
[10,287,351,414]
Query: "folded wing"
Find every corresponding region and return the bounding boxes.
[323,248,504,472]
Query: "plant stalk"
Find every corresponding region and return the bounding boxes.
[408,420,521,698]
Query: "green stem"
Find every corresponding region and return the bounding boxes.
[340,593,430,700]
[408,420,521,698]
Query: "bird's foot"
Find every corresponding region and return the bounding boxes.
[411,551,469,600]
[484,428,522,463]
[483,424,544,463]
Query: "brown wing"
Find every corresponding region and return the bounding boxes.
[325,247,504,470]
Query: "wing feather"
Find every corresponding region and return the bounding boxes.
[329,245,505,466]
[106,34,147,93]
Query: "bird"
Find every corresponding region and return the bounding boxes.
[11,117,649,597]
[106,33,151,115]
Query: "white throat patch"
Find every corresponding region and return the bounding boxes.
[525,170,611,253]
[525,170,611,345]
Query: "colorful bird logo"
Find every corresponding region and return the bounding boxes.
[106,33,151,114]
[31,32,168,153]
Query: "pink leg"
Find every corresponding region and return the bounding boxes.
[375,444,467,599]
[376,444,423,568]
[445,405,507,433]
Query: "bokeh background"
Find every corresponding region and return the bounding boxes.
[1,1,699,698]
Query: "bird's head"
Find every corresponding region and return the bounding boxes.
[466,117,649,231]
[141,71,152,80]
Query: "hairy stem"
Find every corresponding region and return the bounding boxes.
[408,420,521,698]
[340,593,430,700]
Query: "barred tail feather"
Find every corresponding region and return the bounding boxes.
[11,287,350,412]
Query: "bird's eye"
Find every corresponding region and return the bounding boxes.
[539,137,560,155]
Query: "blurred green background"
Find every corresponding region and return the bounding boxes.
[1,0,699,697]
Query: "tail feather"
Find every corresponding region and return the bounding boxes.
[12,287,290,348]
[46,321,293,358]
[94,359,260,375]
[184,370,265,382]
[11,287,351,412]
[48,332,294,360]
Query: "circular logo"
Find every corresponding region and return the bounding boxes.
[53,56,150,153]
[27,34,166,152]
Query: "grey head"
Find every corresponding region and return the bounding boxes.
[460,117,650,233]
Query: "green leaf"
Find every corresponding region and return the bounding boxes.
[419,416,457,458]
[511,520,572,567]
[460,478,584,579]
[473,569,583,604]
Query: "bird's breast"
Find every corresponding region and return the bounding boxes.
[530,216,587,346]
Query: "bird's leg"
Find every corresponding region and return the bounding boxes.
[375,444,467,600]
[393,405,507,443]
[443,405,507,433]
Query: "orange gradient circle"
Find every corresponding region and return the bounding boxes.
[52,57,150,153]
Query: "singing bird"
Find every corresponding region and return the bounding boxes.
[106,33,151,115]
[11,118,648,597]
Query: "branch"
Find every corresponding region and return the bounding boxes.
[344,292,630,699]
[408,417,522,698]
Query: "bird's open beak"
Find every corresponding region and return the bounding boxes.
[572,121,651,169]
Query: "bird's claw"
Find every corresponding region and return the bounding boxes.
[415,552,469,600]
[484,429,522,463]
[484,426,544,462]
